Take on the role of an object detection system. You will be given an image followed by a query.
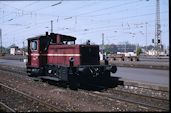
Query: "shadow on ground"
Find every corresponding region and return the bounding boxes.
[39,77,124,91]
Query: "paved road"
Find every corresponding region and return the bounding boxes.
[112,67,169,86]
[112,60,169,66]
[0,59,169,86]
[0,59,26,67]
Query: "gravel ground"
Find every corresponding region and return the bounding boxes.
[104,88,169,110]
[0,88,52,112]
[112,85,169,100]
[0,70,166,112]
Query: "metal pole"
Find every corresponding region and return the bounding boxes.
[125,42,126,54]
[136,44,137,56]
[0,29,2,53]
[51,20,53,33]
[102,33,104,60]
[155,0,161,56]
[22,41,24,56]
[145,22,148,54]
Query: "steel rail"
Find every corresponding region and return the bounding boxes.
[0,64,169,111]
[79,83,169,111]
[84,83,168,101]
[92,91,169,111]
[0,65,27,75]
[111,89,169,102]
[0,102,16,112]
[0,83,67,112]
[0,64,169,92]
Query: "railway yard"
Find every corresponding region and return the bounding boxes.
[0,55,169,112]
[0,0,169,112]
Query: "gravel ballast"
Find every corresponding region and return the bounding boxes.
[0,69,169,112]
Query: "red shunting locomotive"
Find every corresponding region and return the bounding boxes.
[26,32,117,88]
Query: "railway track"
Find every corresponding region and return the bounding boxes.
[0,64,169,111]
[0,64,27,75]
[89,87,169,111]
[0,83,67,112]
[79,83,169,111]
[0,102,15,112]
[95,92,168,111]
[0,64,168,91]
[110,88,169,102]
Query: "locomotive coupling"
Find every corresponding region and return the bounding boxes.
[69,57,74,66]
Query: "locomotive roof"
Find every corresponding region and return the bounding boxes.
[27,33,76,40]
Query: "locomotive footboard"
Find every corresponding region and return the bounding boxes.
[27,64,117,81]
[26,66,44,77]
[43,64,117,82]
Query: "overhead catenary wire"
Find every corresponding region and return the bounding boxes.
[0,0,140,24]
[68,0,140,17]
[2,14,168,41]
[0,0,168,47]
[0,1,63,24]
[20,1,40,9]
[0,0,153,25]
[2,4,168,36]
[2,12,168,38]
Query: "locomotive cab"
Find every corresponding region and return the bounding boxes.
[26,32,117,89]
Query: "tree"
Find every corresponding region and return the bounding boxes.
[9,44,18,48]
[109,44,117,50]
[147,45,154,50]
[136,47,142,55]
[104,45,110,55]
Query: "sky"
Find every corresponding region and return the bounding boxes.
[0,0,169,48]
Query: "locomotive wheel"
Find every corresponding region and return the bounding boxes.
[69,76,79,90]
[130,58,133,61]
[102,71,113,86]
[104,71,110,79]
[27,71,39,77]
[28,72,33,77]
[28,73,37,77]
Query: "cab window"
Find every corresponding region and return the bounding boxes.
[62,41,75,45]
[30,40,38,51]
[67,41,75,45]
